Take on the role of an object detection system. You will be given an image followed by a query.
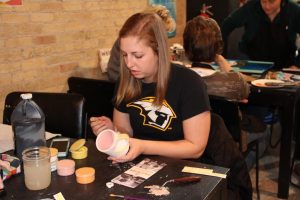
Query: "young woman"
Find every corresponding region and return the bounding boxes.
[91,13,252,200]
[91,13,211,163]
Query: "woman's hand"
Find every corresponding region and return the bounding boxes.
[90,116,114,136]
[107,138,144,164]
[239,99,248,104]
[288,65,299,69]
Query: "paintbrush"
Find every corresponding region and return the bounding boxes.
[162,176,201,187]
[110,194,147,200]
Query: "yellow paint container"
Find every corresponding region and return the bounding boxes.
[69,139,88,159]
[75,167,95,184]
[49,147,58,172]
[71,146,88,159]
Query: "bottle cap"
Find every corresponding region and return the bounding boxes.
[20,93,32,100]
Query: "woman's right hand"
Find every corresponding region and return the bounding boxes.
[90,116,114,136]
[107,138,145,164]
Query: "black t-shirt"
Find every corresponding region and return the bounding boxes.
[115,64,210,141]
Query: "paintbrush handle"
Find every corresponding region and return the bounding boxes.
[172,176,201,183]
[110,194,146,200]
[124,196,147,200]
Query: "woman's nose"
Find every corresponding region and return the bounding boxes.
[126,56,134,69]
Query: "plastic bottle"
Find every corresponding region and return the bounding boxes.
[11,93,46,159]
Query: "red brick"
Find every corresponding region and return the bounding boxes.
[33,35,56,45]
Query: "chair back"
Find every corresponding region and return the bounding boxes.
[67,77,115,138]
[3,92,86,139]
[201,113,252,200]
[209,96,241,142]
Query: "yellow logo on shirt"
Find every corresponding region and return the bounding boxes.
[127,97,177,131]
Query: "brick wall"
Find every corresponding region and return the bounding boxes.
[0,0,186,122]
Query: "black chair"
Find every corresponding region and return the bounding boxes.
[3,92,87,139]
[67,77,115,138]
[209,96,260,199]
[202,113,252,200]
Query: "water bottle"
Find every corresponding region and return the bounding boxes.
[11,93,46,159]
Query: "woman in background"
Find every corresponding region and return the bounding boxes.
[183,15,251,101]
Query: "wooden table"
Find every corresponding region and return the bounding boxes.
[2,139,229,200]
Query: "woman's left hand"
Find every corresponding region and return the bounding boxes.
[107,138,144,164]
[90,116,114,136]
[239,99,248,103]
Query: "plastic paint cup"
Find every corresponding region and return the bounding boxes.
[69,139,88,159]
[95,129,129,157]
[75,167,95,184]
[56,159,75,176]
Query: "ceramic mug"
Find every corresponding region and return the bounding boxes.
[95,129,129,157]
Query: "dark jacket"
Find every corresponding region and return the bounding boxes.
[222,0,300,69]
[199,113,253,200]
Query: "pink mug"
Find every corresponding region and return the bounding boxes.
[95,129,129,157]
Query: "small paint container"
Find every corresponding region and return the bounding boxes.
[49,147,58,172]
[69,139,88,159]
[75,167,95,184]
[57,159,75,176]
[71,146,88,159]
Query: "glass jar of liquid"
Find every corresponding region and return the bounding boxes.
[22,146,51,190]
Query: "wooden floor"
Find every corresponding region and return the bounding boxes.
[249,123,300,199]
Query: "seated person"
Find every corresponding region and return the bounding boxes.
[221,0,300,70]
[183,15,252,101]
[184,15,268,168]
[91,12,252,200]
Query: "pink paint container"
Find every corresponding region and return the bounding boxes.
[56,159,75,176]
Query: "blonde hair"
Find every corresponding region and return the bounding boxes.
[146,4,176,33]
[116,13,170,107]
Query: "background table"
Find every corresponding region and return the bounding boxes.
[248,85,300,198]
[3,139,229,200]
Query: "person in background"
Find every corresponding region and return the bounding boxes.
[183,15,251,101]
[222,0,297,166]
[184,15,269,167]
[91,12,252,200]
[221,0,300,70]
[107,4,176,82]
